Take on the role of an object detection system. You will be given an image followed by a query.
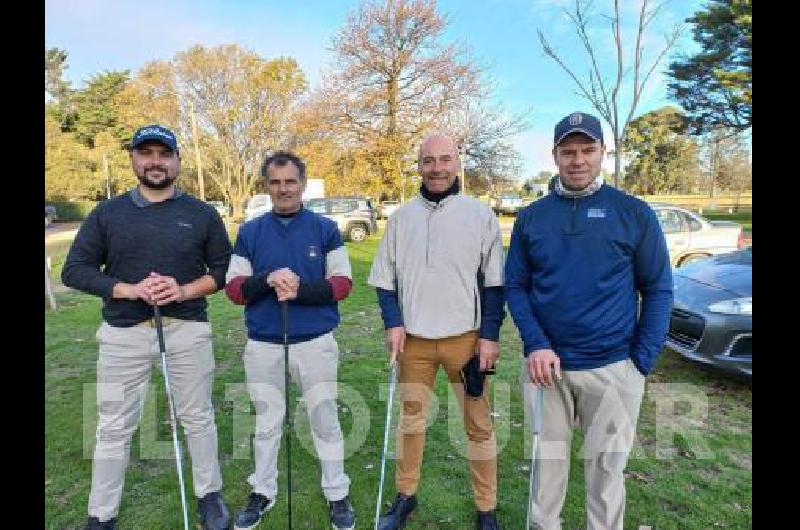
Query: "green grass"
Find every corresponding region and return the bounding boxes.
[45,230,752,529]
[702,210,752,233]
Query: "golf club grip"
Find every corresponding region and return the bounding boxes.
[153,305,167,353]
[281,300,289,339]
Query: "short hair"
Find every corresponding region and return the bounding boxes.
[261,151,306,181]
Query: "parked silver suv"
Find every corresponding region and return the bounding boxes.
[305,197,378,242]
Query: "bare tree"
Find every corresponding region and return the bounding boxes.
[324,0,479,195]
[538,0,681,187]
[435,93,530,195]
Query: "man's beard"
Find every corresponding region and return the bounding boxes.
[137,169,176,190]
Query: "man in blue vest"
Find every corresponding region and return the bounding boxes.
[224,152,356,530]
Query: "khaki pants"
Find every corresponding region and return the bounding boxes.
[396,330,497,511]
[88,320,222,522]
[521,358,646,530]
[243,333,351,502]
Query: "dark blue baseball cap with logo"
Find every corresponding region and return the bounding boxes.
[130,124,178,151]
[553,111,603,146]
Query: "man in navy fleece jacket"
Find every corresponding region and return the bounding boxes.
[505,112,672,530]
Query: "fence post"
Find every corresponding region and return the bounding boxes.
[45,256,57,310]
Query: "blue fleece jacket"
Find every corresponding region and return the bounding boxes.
[504,184,673,375]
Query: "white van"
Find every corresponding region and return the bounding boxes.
[244,194,273,221]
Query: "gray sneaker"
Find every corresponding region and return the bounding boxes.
[197,491,232,530]
[234,492,275,530]
[84,517,116,530]
[329,496,356,530]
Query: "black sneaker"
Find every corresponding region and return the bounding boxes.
[377,493,417,530]
[476,509,500,530]
[197,491,232,530]
[329,496,356,530]
[234,492,275,530]
[84,517,117,530]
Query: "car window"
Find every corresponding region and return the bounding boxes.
[655,209,686,234]
[248,195,270,208]
[306,198,327,214]
[330,199,357,214]
[679,211,703,231]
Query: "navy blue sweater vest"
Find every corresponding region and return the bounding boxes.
[234,209,342,343]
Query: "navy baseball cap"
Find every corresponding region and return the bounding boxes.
[130,124,178,151]
[554,112,603,146]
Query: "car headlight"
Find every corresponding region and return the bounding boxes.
[708,297,752,316]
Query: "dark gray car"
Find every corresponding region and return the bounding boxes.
[305,197,378,242]
[666,247,752,378]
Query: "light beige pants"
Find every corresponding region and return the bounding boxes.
[522,358,646,530]
[243,332,351,502]
[88,319,222,522]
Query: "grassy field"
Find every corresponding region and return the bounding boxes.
[45,230,751,529]
[701,211,752,233]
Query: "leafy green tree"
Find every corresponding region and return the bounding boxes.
[72,71,131,148]
[668,0,751,134]
[622,107,701,194]
[45,115,98,200]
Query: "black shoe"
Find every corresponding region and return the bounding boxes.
[329,496,356,530]
[85,517,116,530]
[476,509,500,530]
[233,492,275,530]
[197,491,232,530]
[377,493,417,530]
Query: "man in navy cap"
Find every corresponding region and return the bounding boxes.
[63,125,234,530]
[504,112,672,529]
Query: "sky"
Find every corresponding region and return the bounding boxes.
[45,0,705,178]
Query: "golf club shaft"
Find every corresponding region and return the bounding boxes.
[526,385,544,530]
[153,305,190,530]
[374,362,397,530]
[281,300,292,530]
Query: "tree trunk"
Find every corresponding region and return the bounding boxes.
[189,100,205,201]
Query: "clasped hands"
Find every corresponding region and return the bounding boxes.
[267,267,300,301]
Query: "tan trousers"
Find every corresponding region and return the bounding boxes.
[88,320,222,522]
[521,358,646,530]
[396,330,498,511]
[243,333,351,502]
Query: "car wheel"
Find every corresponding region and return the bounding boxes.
[347,224,368,242]
[679,254,710,267]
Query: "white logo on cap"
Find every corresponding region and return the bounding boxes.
[569,113,583,126]
[137,127,174,141]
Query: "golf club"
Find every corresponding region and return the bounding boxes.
[526,385,544,530]
[281,300,293,530]
[153,304,190,530]
[374,360,398,530]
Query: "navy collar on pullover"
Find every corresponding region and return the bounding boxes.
[420,177,460,204]
[273,206,303,226]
